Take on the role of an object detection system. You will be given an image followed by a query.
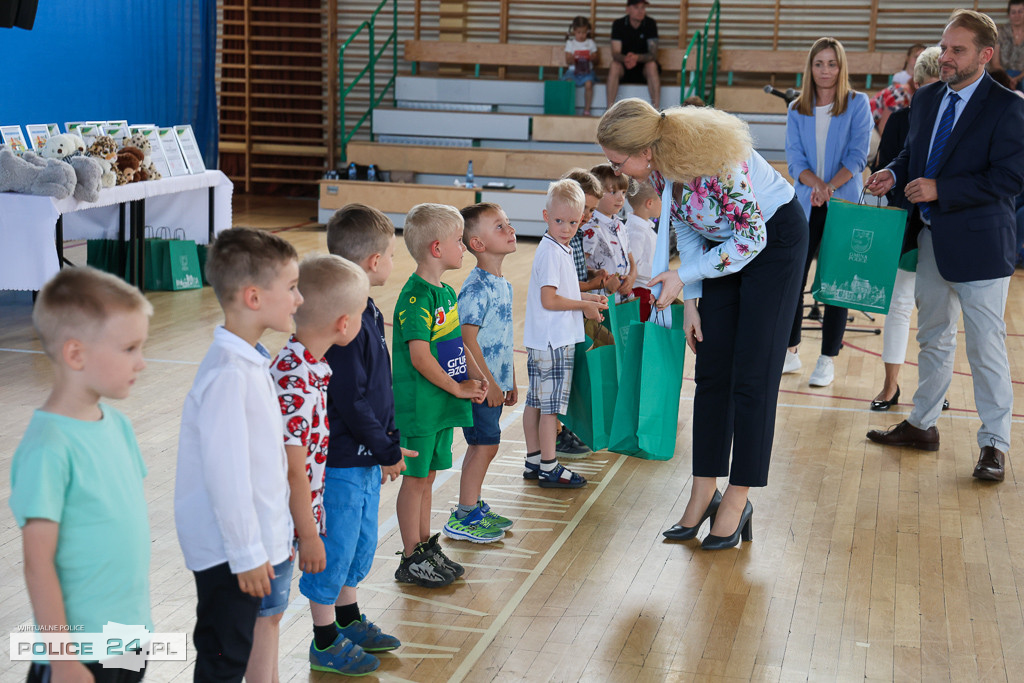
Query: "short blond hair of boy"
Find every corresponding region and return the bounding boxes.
[627,179,659,211]
[545,178,585,215]
[33,266,153,359]
[460,202,503,249]
[403,203,463,262]
[326,203,395,263]
[590,163,630,193]
[561,168,603,199]
[293,254,370,329]
[205,227,299,305]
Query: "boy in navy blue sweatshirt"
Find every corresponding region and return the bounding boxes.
[300,204,416,670]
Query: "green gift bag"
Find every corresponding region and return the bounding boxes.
[607,307,686,460]
[811,197,908,313]
[605,298,642,379]
[143,227,203,291]
[543,80,575,115]
[560,341,618,452]
[86,239,127,278]
[197,244,211,285]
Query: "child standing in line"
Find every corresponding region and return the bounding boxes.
[584,163,637,302]
[393,203,488,587]
[563,16,599,116]
[175,228,301,683]
[11,267,152,683]
[624,179,663,321]
[522,180,608,487]
[443,202,518,544]
[309,204,412,667]
[268,254,381,677]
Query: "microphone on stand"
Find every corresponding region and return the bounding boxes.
[763,84,799,105]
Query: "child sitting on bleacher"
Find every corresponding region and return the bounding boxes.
[563,16,599,116]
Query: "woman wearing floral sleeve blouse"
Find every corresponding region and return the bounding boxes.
[597,99,808,550]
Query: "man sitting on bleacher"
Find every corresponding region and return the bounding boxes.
[608,0,661,110]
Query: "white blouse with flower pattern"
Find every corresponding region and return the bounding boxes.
[650,151,794,300]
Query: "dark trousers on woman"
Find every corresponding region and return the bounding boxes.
[788,204,848,356]
[693,196,809,486]
[192,562,261,683]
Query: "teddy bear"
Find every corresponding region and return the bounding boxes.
[0,147,77,199]
[115,146,144,185]
[127,133,162,181]
[40,134,102,202]
[86,135,118,188]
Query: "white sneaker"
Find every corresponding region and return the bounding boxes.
[808,355,835,387]
[782,350,802,374]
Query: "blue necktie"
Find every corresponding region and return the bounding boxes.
[920,91,960,221]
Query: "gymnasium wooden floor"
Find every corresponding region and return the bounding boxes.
[3,195,1024,682]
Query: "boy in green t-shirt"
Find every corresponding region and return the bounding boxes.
[393,203,488,588]
[10,267,153,683]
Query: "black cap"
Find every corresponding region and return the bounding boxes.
[626,0,649,5]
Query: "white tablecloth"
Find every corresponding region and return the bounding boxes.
[0,171,232,291]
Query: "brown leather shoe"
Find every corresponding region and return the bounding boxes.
[866,420,939,451]
[973,446,1006,482]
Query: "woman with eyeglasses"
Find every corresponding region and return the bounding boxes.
[597,99,808,550]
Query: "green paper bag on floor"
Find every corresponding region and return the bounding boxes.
[605,297,643,379]
[86,239,127,278]
[143,228,203,291]
[560,341,618,452]
[811,198,907,313]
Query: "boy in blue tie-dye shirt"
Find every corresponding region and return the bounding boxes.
[443,203,519,544]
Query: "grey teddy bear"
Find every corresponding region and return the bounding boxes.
[0,147,77,200]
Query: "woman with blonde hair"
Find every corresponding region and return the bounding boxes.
[783,37,873,387]
[597,98,808,550]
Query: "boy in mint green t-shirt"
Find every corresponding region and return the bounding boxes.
[9,267,153,683]
[392,203,488,588]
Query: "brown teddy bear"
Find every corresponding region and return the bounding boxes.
[115,146,144,185]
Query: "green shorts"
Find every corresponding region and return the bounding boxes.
[400,428,454,478]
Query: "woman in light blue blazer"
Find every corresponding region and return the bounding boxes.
[783,36,872,388]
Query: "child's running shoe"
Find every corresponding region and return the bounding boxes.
[309,633,379,676]
[442,506,505,543]
[394,544,454,587]
[477,499,513,529]
[555,428,592,459]
[537,463,587,488]
[425,533,464,578]
[337,615,401,652]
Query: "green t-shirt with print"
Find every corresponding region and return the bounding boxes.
[392,273,473,436]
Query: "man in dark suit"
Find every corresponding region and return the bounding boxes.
[865,9,1024,481]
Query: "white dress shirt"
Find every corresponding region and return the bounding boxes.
[624,213,657,287]
[175,326,293,573]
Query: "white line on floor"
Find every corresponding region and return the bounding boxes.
[397,620,489,634]
[356,584,489,617]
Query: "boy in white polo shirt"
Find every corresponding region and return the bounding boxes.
[522,180,608,487]
[175,228,302,683]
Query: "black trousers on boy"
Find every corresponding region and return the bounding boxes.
[692,196,809,487]
[788,204,849,356]
[192,562,260,683]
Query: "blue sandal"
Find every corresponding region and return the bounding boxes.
[523,461,539,480]
[537,463,587,488]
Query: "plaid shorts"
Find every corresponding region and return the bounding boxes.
[526,344,575,414]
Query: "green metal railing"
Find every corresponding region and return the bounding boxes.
[680,0,720,106]
[339,0,398,163]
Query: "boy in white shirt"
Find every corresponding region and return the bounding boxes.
[175,227,302,683]
[522,180,608,487]
[583,163,637,301]
[624,179,662,320]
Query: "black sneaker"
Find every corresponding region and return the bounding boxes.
[394,543,454,587]
[555,428,592,459]
[425,533,464,579]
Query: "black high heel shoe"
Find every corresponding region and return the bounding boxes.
[870,385,900,411]
[701,500,753,550]
[663,489,722,540]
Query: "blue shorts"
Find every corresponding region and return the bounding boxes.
[463,402,503,445]
[258,546,296,617]
[563,69,596,87]
[299,466,381,606]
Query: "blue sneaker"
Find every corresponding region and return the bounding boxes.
[309,634,379,676]
[442,506,505,543]
[338,615,401,652]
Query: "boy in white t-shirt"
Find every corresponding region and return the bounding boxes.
[624,179,662,321]
[522,180,608,487]
[563,16,599,115]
